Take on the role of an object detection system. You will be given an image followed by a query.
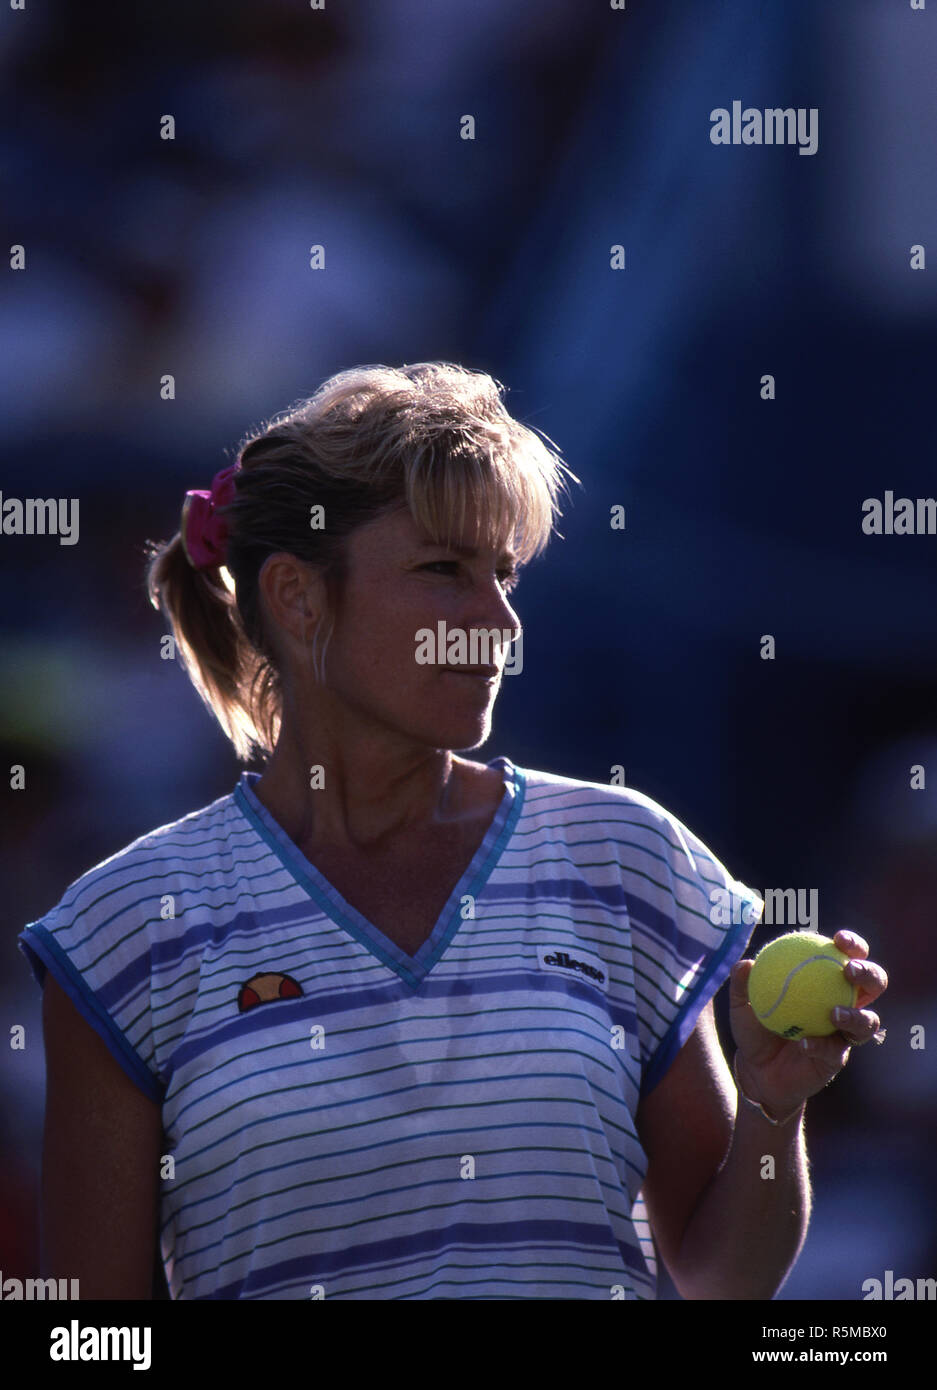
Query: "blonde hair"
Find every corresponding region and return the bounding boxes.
[144,361,578,763]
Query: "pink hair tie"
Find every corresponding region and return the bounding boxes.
[180,462,241,571]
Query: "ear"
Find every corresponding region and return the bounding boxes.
[258,553,328,650]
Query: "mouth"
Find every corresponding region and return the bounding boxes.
[442,666,500,680]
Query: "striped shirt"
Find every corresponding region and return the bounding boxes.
[18,756,763,1300]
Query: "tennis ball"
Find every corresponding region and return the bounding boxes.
[747,931,858,1039]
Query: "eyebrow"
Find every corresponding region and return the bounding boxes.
[416,540,519,564]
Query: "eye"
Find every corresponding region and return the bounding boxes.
[418,560,520,591]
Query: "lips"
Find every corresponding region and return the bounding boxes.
[442,666,499,677]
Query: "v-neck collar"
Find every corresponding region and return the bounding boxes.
[232,755,525,988]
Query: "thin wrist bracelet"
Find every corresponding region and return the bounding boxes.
[732,1051,806,1128]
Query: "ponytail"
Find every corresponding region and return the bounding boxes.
[144,528,280,764]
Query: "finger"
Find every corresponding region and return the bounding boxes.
[801,1033,853,1073]
[833,929,868,960]
[843,956,888,1005]
[832,1005,881,1044]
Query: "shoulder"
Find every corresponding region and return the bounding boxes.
[17,782,266,1105]
[26,785,242,940]
[514,762,762,921]
[517,763,699,851]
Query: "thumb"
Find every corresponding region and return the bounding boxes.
[728,957,786,1063]
[729,958,755,1007]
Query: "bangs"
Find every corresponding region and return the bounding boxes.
[402,430,571,566]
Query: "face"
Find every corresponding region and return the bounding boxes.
[310,505,523,752]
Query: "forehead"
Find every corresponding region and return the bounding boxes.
[348,505,518,561]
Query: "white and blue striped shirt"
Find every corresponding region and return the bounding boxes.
[18,756,763,1300]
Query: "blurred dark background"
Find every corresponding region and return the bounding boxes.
[2,0,935,1300]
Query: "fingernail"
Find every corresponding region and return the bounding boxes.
[833,1007,850,1023]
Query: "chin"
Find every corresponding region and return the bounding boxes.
[416,713,494,752]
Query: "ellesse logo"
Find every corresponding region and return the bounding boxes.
[237,971,303,1013]
[537,945,608,990]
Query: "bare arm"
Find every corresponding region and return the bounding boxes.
[636,998,810,1300]
[40,973,164,1299]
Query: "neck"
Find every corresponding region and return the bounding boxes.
[252,722,467,852]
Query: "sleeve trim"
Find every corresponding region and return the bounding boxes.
[18,925,165,1106]
[638,903,759,1101]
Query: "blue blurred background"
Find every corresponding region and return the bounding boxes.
[2,0,936,1299]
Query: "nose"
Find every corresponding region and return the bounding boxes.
[468,576,522,656]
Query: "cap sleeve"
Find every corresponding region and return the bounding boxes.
[627,801,764,1100]
[18,869,163,1104]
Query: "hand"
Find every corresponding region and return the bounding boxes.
[729,930,888,1121]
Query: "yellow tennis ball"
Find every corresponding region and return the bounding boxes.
[747,931,858,1039]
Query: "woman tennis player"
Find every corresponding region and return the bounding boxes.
[20,362,887,1300]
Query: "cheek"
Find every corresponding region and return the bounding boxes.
[330,593,428,680]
